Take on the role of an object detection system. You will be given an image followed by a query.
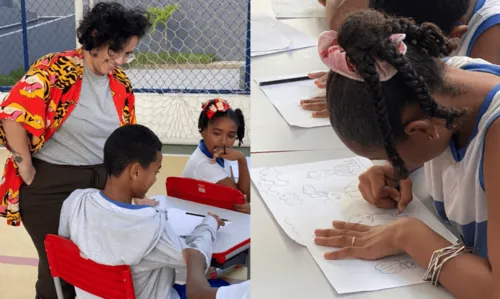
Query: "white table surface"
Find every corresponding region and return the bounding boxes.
[250,150,454,299]
[251,0,347,153]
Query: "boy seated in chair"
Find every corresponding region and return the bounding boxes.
[58,124,228,299]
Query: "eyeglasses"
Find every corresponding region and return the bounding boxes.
[108,48,136,64]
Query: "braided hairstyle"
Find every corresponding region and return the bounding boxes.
[327,10,465,179]
[369,0,469,35]
[198,99,246,146]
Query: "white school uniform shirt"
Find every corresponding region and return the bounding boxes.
[216,281,251,299]
[182,143,229,184]
[456,0,500,56]
[425,56,500,258]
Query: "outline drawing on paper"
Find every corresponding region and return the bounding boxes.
[348,212,409,226]
[280,193,305,206]
[256,167,289,195]
[375,260,417,274]
[284,217,299,237]
[303,185,341,202]
[307,159,366,180]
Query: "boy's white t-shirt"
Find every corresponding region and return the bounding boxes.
[182,146,229,184]
[216,281,250,299]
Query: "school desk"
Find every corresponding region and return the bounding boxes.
[251,150,454,299]
[252,4,346,153]
[152,195,250,272]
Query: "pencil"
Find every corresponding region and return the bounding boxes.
[223,144,227,154]
[258,75,311,86]
[186,212,229,222]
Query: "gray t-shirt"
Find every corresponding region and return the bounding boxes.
[34,63,120,165]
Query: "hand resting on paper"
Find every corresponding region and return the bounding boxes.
[358,164,413,212]
[300,71,329,118]
[314,219,408,260]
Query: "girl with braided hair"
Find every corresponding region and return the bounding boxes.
[314,10,500,297]
[182,98,250,213]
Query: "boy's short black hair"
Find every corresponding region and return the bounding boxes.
[369,0,469,34]
[104,124,162,177]
[77,2,151,52]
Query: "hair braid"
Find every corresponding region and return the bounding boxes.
[376,35,464,129]
[347,51,409,179]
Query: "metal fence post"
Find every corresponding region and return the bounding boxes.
[20,0,29,72]
[244,0,251,94]
[75,0,83,47]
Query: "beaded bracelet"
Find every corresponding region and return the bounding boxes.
[423,244,472,286]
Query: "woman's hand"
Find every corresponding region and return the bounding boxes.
[212,147,245,163]
[19,163,36,186]
[308,71,328,88]
[314,218,414,260]
[358,165,413,212]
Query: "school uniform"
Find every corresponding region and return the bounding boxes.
[58,188,229,299]
[426,56,500,258]
[182,140,230,183]
[457,0,500,56]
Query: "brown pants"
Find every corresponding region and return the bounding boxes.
[20,158,107,299]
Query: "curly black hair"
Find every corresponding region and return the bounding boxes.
[369,0,469,35]
[198,100,246,146]
[77,2,151,52]
[326,10,465,179]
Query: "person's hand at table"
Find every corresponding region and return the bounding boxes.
[358,164,413,212]
[314,218,411,260]
[208,212,225,229]
[300,96,329,118]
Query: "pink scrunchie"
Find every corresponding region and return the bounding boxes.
[318,30,407,82]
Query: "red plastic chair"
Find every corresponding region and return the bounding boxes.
[166,177,245,210]
[44,234,136,299]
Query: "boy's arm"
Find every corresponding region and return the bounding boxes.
[469,26,500,65]
[325,0,369,30]
[184,248,218,299]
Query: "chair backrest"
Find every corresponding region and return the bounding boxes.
[166,176,245,210]
[44,234,136,299]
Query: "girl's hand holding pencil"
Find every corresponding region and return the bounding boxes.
[211,147,245,163]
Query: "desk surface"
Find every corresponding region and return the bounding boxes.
[153,195,250,255]
[251,0,346,153]
[250,150,454,299]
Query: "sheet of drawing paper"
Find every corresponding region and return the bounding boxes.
[255,77,331,128]
[251,157,374,245]
[168,208,231,237]
[292,186,459,293]
[251,16,317,57]
[271,0,325,18]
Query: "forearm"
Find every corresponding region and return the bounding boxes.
[400,219,493,298]
[2,119,32,166]
[237,157,250,201]
[185,250,218,299]
[326,0,368,30]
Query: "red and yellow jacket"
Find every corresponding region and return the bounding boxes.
[0,48,136,226]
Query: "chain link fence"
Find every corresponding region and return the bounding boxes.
[0,0,251,145]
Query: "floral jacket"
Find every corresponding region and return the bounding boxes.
[0,48,136,226]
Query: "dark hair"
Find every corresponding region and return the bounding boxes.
[198,99,246,146]
[326,10,464,178]
[369,0,469,34]
[104,124,162,177]
[77,2,151,52]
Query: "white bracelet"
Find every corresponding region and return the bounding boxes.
[423,244,471,286]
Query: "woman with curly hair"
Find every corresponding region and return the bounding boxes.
[0,2,151,298]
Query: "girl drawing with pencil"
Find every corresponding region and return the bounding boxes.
[314,10,500,297]
[182,98,250,213]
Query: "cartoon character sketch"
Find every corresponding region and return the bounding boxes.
[279,193,304,206]
[375,260,417,274]
[348,212,408,225]
[256,180,280,196]
[302,185,341,203]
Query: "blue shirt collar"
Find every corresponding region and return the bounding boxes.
[199,140,224,168]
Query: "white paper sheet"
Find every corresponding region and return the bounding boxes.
[168,208,231,237]
[251,16,317,57]
[271,0,325,18]
[251,157,458,293]
[256,75,331,128]
[251,157,374,244]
